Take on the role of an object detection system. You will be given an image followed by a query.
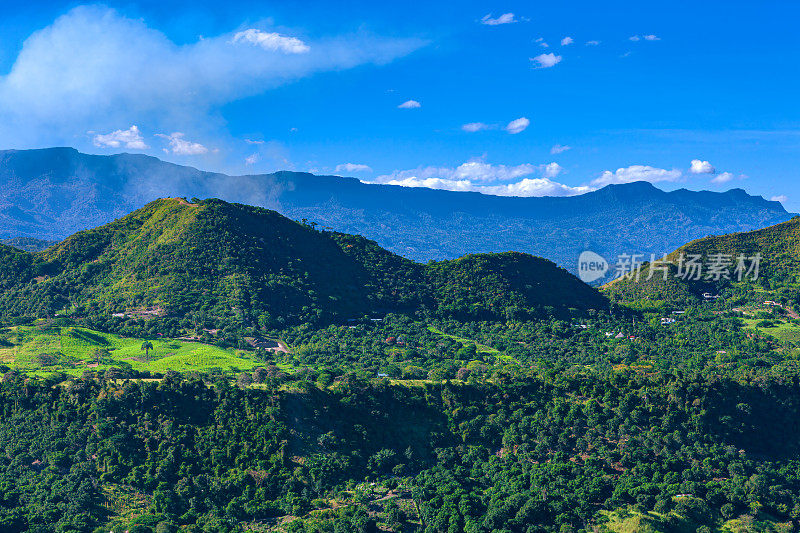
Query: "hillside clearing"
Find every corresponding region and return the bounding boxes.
[0,322,264,375]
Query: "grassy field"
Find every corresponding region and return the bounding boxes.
[0,321,266,376]
[427,325,524,366]
[598,507,791,533]
[427,326,500,354]
[741,318,800,346]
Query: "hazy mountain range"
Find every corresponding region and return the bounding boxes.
[0,147,792,272]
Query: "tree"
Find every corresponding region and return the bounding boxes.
[141,341,154,361]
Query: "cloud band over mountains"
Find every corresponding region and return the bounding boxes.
[365,160,741,198]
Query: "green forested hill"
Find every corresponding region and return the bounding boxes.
[667,216,800,283]
[0,198,604,328]
[603,217,800,308]
[427,252,607,320]
[0,244,34,293]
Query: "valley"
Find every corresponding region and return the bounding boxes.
[0,197,799,532]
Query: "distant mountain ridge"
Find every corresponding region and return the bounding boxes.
[0,147,791,272]
[0,237,57,252]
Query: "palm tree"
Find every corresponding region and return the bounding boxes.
[141,341,154,361]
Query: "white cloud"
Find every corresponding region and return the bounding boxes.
[245,139,265,144]
[374,176,588,197]
[630,34,660,42]
[711,172,734,184]
[335,163,372,173]
[398,100,421,109]
[710,172,748,184]
[481,13,517,25]
[92,125,148,149]
[689,159,715,174]
[462,122,491,132]
[561,36,574,46]
[585,40,600,46]
[371,160,585,197]
[231,29,310,54]
[591,165,683,186]
[550,144,571,154]
[531,53,562,68]
[379,160,561,183]
[505,117,530,134]
[542,162,564,178]
[157,132,209,155]
[245,153,259,165]
[0,6,424,147]
[771,195,788,203]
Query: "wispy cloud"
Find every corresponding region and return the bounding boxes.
[480,13,517,25]
[231,29,310,54]
[335,163,372,173]
[92,125,148,149]
[462,122,491,132]
[245,153,259,165]
[550,144,571,154]
[560,36,574,46]
[630,34,660,42]
[711,172,747,184]
[0,5,425,149]
[398,100,421,109]
[530,53,562,68]
[585,40,600,46]
[771,195,788,203]
[505,117,530,134]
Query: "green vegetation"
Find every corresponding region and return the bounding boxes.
[0,198,605,338]
[3,365,800,532]
[604,216,800,311]
[0,322,262,376]
[3,200,800,532]
[0,237,57,253]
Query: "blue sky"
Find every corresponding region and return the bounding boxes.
[1,1,798,208]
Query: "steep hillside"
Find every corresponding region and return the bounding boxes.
[427,252,606,319]
[602,263,713,309]
[603,217,800,307]
[0,148,791,272]
[0,198,605,328]
[667,216,800,283]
